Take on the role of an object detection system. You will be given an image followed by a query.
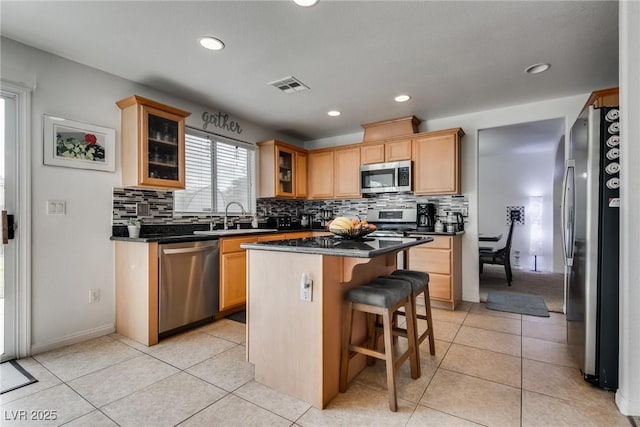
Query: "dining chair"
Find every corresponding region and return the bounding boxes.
[479,220,515,286]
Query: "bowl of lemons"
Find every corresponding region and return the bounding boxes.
[328,216,377,240]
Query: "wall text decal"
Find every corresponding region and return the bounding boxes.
[201,111,243,135]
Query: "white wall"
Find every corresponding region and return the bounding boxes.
[616,0,640,416]
[478,148,556,272]
[0,37,292,354]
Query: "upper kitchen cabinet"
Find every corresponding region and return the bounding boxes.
[333,145,361,198]
[360,138,412,165]
[116,95,191,189]
[308,149,334,199]
[586,87,619,108]
[257,140,307,198]
[412,128,464,195]
[360,116,418,165]
[308,145,361,199]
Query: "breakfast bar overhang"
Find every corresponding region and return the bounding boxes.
[241,235,433,408]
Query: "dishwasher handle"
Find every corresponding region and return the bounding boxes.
[162,246,216,255]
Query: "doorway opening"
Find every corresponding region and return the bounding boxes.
[478,118,565,312]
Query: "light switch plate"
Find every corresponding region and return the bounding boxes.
[46,200,66,215]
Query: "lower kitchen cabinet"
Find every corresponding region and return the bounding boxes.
[219,236,256,311]
[115,241,159,346]
[220,232,313,311]
[407,235,462,310]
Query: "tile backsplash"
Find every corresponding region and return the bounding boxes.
[112,187,468,226]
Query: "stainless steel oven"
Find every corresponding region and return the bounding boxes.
[360,160,412,194]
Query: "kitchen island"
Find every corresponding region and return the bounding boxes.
[241,235,433,408]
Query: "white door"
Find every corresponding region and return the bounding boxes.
[1,89,19,361]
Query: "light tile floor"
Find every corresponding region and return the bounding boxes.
[0,303,631,426]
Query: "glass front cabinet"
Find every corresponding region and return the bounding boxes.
[116,95,191,189]
[257,139,307,198]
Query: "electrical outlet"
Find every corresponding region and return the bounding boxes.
[89,288,100,303]
[300,273,313,302]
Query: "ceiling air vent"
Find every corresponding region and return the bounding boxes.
[268,76,310,93]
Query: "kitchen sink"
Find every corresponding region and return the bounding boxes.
[193,228,278,237]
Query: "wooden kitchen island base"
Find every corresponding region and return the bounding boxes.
[246,250,398,409]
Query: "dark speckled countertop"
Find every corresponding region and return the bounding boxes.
[241,235,434,258]
[110,224,327,244]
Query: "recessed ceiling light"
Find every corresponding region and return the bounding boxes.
[327,110,341,117]
[292,0,319,7]
[525,63,551,74]
[199,36,225,51]
[394,94,411,103]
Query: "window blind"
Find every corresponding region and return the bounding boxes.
[174,129,255,214]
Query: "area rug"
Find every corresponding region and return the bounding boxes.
[480,265,564,313]
[486,291,550,317]
[225,310,246,324]
[1,360,37,394]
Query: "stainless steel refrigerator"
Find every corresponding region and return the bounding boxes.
[564,104,620,390]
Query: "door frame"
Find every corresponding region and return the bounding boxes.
[1,79,32,359]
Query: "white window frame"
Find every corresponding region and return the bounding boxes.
[174,127,256,215]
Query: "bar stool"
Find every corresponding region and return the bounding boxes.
[391,270,436,360]
[339,276,419,412]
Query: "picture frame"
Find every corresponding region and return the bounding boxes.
[43,114,116,172]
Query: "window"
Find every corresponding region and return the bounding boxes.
[174,128,255,214]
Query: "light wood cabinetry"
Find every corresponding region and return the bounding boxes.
[308,145,361,199]
[586,87,619,108]
[308,149,335,199]
[407,235,462,310]
[361,116,420,142]
[295,151,308,198]
[257,140,307,198]
[333,146,361,198]
[116,95,190,189]
[220,235,256,311]
[412,128,464,195]
[219,232,313,311]
[360,138,412,165]
[115,241,159,346]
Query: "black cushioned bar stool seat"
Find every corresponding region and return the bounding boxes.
[339,276,419,412]
[390,270,436,369]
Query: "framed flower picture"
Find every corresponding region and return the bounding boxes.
[43,115,116,172]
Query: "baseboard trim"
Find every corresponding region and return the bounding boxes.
[616,390,640,416]
[30,324,116,355]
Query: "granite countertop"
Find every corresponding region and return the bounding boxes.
[241,235,434,258]
[407,230,465,236]
[110,226,326,243]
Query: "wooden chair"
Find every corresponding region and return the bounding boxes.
[479,220,515,286]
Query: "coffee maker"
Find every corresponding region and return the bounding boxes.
[417,203,436,231]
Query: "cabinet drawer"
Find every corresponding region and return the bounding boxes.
[428,274,451,301]
[425,236,451,249]
[257,233,285,242]
[408,248,451,275]
[221,236,259,253]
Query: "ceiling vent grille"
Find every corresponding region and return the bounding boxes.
[268,76,310,93]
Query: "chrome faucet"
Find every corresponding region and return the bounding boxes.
[224,201,247,230]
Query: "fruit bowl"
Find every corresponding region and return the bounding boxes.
[329,227,376,240]
[328,216,377,240]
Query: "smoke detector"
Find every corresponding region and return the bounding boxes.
[268,76,310,93]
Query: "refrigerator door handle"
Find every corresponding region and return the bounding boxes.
[562,159,576,266]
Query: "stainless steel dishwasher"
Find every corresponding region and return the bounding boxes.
[159,240,219,335]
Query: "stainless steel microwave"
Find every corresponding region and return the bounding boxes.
[360,160,412,194]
